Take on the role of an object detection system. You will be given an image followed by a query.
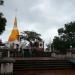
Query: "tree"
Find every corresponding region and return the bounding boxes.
[52,36,68,53]
[0,13,7,34]
[58,22,75,49]
[0,0,7,35]
[0,0,4,5]
[47,21,75,53]
[19,31,43,49]
[19,31,43,56]
[20,31,42,42]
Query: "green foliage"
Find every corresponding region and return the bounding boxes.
[58,21,75,49]
[0,13,7,35]
[20,31,42,42]
[0,0,7,35]
[0,0,4,5]
[47,21,75,53]
[58,28,64,35]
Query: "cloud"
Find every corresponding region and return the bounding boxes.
[1,0,75,44]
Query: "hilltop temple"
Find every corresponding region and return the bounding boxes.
[7,17,44,51]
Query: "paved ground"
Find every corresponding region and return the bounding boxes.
[15,69,75,75]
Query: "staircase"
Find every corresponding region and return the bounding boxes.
[13,58,73,70]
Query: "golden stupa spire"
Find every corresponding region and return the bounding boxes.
[8,17,19,42]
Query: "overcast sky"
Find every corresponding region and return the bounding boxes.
[0,0,75,44]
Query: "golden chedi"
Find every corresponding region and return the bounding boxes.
[8,17,19,42]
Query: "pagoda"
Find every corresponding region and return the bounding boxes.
[8,17,19,42]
